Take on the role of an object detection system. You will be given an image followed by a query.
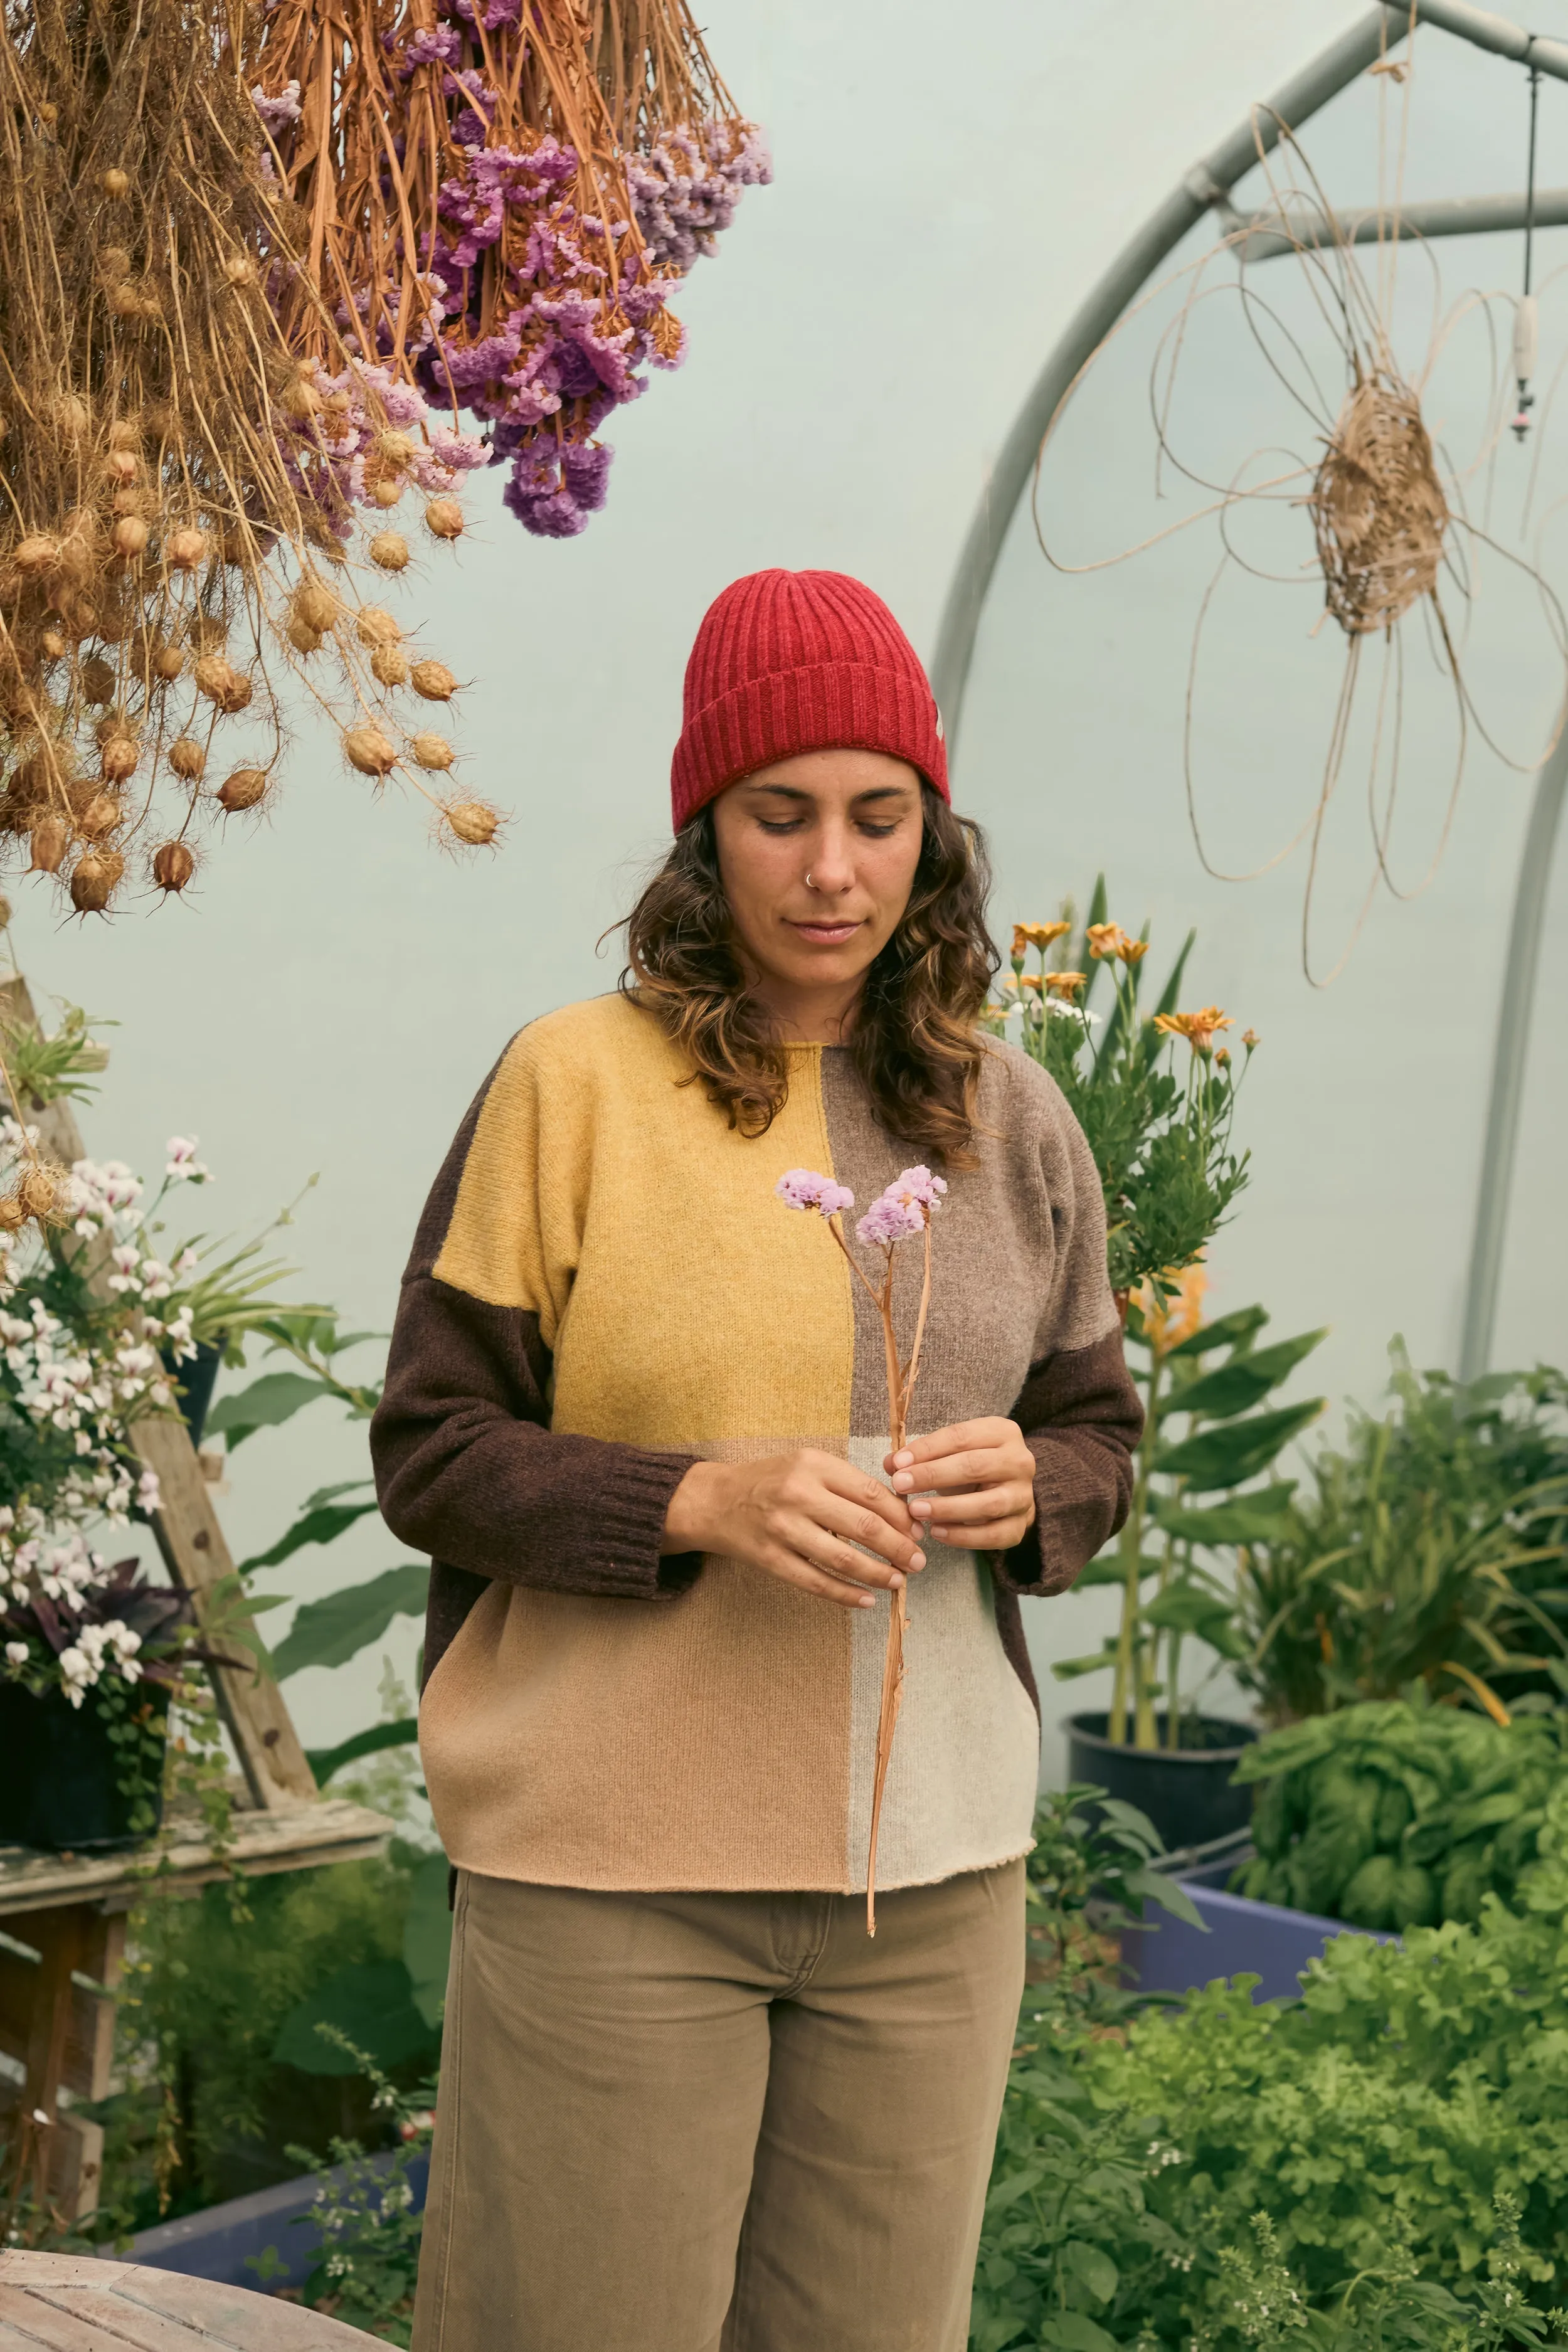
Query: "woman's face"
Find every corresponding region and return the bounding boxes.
[711,748,925,1006]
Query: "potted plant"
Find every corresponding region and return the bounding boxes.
[990,891,1325,1845]
[0,1083,312,1848]
[0,1555,240,1848]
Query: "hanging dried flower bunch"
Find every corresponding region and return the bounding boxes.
[250,0,769,538]
[0,0,506,916]
[0,0,766,916]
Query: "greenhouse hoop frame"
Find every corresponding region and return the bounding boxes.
[933,0,1568,1385]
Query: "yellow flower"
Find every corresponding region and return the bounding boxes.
[1086,922,1124,961]
[1116,936,1150,967]
[1242,1027,1259,1051]
[1019,919,1072,951]
[1215,1046,1231,1067]
[1044,969,1087,998]
[1019,972,1046,993]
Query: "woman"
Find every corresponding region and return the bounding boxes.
[371,567,1143,2352]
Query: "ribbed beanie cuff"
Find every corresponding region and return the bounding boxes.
[670,570,949,831]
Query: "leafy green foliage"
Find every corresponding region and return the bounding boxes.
[1065,1293,1325,1751]
[0,1000,112,1105]
[268,1564,430,1682]
[272,1961,438,2078]
[307,1717,420,1788]
[280,2040,435,2346]
[1224,1353,1568,1725]
[972,1791,1568,2349]
[1230,1697,1568,1929]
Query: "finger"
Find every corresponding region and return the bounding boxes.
[930,1518,1032,1550]
[807,1493,926,1572]
[811,1458,918,1537]
[890,1448,1013,1495]
[765,1550,881,1609]
[913,1484,1033,1528]
[884,1419,1012,1473]
[780,1516,911,1590]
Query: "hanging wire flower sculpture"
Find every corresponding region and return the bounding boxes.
[1030,34,1568,985]
[0,0,767,913]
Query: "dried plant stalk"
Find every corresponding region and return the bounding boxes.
[1310,375,1449,636]
[0,0,488,916]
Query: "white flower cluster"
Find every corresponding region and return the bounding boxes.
[59,1616,143,1706]
[0,1130,210,1693]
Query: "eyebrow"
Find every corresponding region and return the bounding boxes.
[741,780,915,805]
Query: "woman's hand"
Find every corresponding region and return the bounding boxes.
[660,1451,924,1609]
[883,1418,1038,1551]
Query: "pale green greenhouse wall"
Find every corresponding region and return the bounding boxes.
[11,1,1565,1796]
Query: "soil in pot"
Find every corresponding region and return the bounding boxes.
[0,1675,170,1850]
[1066,1710,1256,1855]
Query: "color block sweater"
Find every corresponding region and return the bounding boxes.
[369,993,1142,1895]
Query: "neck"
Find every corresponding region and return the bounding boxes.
[749,973,863,1047]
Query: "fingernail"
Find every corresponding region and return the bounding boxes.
[857,1594,875,1608]
[889,1572,904,1589]
[909,1499,930,1518]
[910,1551,926,1571]
[892,1470,912,1490]
[893,1449,914,1468]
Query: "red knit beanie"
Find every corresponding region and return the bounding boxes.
[670,569,950,832]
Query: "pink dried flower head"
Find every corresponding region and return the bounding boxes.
[856,1194,923,1246]
[856,1165,946,1248]
[775,1168,854,1219]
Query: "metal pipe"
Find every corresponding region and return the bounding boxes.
[1379,0,1568,81]
[1233,185,1568,263]
[1458,726,1568,1383]
[927,6,1399,736]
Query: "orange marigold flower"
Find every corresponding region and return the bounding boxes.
[1044,970,1087,998]
[1242,1027,1259,1051]
[1155,1005,1234,1054]
[1017,919,1071,951]
[1019,972,1046,993]
[1116,936,1150,967]
[1086,922,1124,960]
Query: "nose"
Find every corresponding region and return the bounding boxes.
[805,822,854,896]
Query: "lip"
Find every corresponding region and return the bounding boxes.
[787,918,864,945]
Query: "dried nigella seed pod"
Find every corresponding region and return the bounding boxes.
[68,847,124,912]
[217,767,268,812]
[409,731,453,771]
[151,840,196,893]
[410,660,456,701]
[344,725,396,776]
[442,798,500,847]
[167,738,206,781]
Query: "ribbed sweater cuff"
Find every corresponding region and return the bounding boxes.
[584,1447,702,1599]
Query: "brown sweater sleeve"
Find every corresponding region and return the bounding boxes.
[369,1054,701,1677]
[996,1092,1143,1599]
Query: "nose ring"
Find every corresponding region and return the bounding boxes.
[805,871,814,889]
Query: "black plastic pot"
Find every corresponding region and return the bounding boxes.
[1066,1710,1257,1855]
[0,1676,170,1851]
[163,1338,224,1448]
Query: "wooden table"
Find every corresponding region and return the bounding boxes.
[0,2251,373,2346]
[0,1797,392,2222]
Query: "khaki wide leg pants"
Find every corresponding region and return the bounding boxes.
[411,1860,1025,2352]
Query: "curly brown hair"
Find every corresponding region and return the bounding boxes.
[618,784,999,1166]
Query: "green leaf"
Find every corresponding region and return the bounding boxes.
[403,1851,454,2029]
[1143,1581,1239,1642]
[240,1499,382,1574]
[304,1478,376,1510]
[269,1564,429,1682]
[1153,1399,1325,1491]
[271,1960,436,2076]
[307,1717,419,1786]
[1123,1866,1207,1929]
[1164,1304,1270,1360]
[1171,1329,1328,1421]
[1062,2242,1120,2306]
[207,1370,336,1449]
[1153,1485,1298,1547]
[1074,1553,1162,1588]
[1050,1647,1121,1681]
[1040,2314,1120,2352]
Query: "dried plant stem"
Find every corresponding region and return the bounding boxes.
[830,1209,934,1935]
